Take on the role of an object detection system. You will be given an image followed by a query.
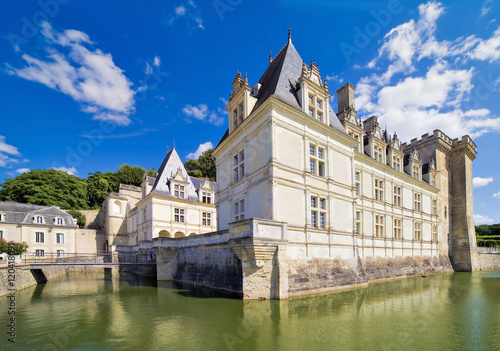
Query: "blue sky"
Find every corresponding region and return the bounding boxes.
[0,0,499,223]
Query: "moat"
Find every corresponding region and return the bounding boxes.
[1,271,499,350]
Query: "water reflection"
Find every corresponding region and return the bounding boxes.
[0,272,499,350]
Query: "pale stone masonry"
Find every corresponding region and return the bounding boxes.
[152,33,480,298]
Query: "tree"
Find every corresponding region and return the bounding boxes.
[0,169,88,209]
[184,149,216,181]
[87,171,120,209]
[67,209,86,228]
[147,168,157,177]
[118,164,146,187]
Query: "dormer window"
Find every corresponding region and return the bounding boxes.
[34,216,43,224]
[0,212,4,222]
[317,111,323,122]
[374,146,383,162]
[174,184,185,199]
[233,103,244,129]
[307,93,325,123]
[55,217,64,225]
[412,165,421,180]
[202,192,212,204]
[393,155,401,171]
[308,107,314,117]
[317,99,323,110]
[308,95,314,104]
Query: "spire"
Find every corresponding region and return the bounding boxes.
[244,72,248,84]
[323,76,328,90]
[269,51,272,64]
[173,140,175,149]
[288,28,291,43]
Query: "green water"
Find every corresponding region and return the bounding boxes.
[1,271,500,351]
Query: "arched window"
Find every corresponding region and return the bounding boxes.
[189,233,197,237]
[158,230,170,238]
[174,231,185,238]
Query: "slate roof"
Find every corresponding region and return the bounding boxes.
[0,201,77,227]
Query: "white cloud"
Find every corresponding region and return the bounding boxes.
[326,74,344,83]
[355,2,500,142]
[474,177,494,188]
[6,22,135,126]
[166,1,204,29]
[0,135,22,167]
[480,0,493,16]
[16,168,30,174]
[493,191,500,199]
[182,104,225,126]
[186,142,214,159]
[52,166,77,175]
[153,56,161,67]
[474,214,494,224]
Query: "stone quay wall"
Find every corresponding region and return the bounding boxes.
[477,251,500,270]
[153,218,456,299]
[0,265,66,297]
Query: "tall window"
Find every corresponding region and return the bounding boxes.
[374,178,384,202]
[310,196,326,229]
[174,208,185,223]
[414,222,422,241]
[349,133,360,152]
[35,249,44,257]
[233,103,244,128]
[234,150,245,183]
[174,184,185,199]
[202,192,212,204]
[309,144,325,177]
[234,200,245,221]
[413,165,420,180]
[393,185,401,207]
[56,233,64,244]
[202,212,211,226]
[394,218,402,239]
[0,230,3,239]
[414,193,421,212]
[431,173,437,187]
[355,211,361,234]
[393,155,401,171]
[36,216,43,224]
[354,171,361,196]
[432,225,438,242]
[432,199,438,215]
[444,206,448,219]
[0,213,3,222]
[307,94,323,122]
[36,232,44,243]
[374,146,383,162]
[56,250,64,258]
[375,214,384,237]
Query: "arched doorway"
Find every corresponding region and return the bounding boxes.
[174,231,185,238]
[158,230,170,238]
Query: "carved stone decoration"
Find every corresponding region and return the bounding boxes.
[230,241,277,268]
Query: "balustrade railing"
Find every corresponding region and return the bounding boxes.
[22,252,151,264]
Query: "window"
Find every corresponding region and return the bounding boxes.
[432,199,438,215]
[36,232,44,243]
[56,217,64,225]
[174,208,185,223]
[174,184,185,199]
[35,216,43,224]
[414,193,421,212]
[311,196,326,229]
[238,103,244,125]
[0,213,3,222]
[233,103,244,128]
[309,144,325,177]
[307,94,324,122]
[234,200,245,221]
[374,146,383,162]
[56,233,64,244]
[354,171,361,196]
[317,111,323,122]
[56,250,64,258]
[349,133,360,152]
[233,108,238,129]
[432,225,438,242]
[308,107,314,117]
[202,192,212,204]
[0,230,2,239]
[444,206,448,219]
[414,222,422,241]
[35,249,44,258]
[393,155,401,171]
[412,165,420,180]
[234,150,245,183]
[308,95,313,104]
[374,178,384,202]
[317,99,323,110]
[394,218,402,239]
[393,185,402,207]
[375,214,384,237]
[355,211,361,234]
[202,212,211,226]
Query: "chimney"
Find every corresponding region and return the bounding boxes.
[337,83,356,112]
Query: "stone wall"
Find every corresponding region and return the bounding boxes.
[477,252,500,270]
[0,265,66,297]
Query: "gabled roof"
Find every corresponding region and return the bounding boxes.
[151,147,199,201]
[253,40,303,112]
[0,201,77,227]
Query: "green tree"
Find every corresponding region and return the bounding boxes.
[118,164,146,186]
[184,149,216,181]
[147,168,157,177]
[87,171,120,209]
[0,169,88,209]
[67,209,86,228]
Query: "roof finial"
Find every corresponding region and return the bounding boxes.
[173,140,175,149]
[244,72,248,84]
[166,145,169,153]
[288,28,291,42]
[269,51,272,63]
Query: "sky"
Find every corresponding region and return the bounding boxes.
[0,0,499,223]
